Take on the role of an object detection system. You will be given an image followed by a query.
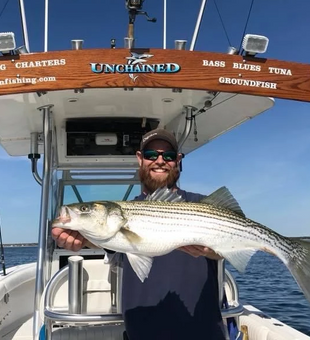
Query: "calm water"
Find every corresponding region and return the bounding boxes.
[2,247,310,336]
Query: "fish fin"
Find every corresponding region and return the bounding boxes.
[287,237,310,302]
[201,187,245,217]
[145,187,184,202]
[289,236,310,241]
[221,248,257,273]
[126,253,153,282]
[120,227,142,243]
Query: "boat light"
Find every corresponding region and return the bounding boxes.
[111,39,116,49]
[0,32,16,53]
[175,40,187,50]
[242,34,269,55]
[162,98,174,103]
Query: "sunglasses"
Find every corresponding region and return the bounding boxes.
[142,149,178,162]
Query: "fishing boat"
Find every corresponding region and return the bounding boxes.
[0,0,309,339]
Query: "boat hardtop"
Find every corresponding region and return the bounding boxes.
[0,1,309,339]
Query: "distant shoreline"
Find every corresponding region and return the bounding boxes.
[3,243,38,247]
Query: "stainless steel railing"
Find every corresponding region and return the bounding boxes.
[43,256,123,340]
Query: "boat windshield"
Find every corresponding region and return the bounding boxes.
[63,184,142,204]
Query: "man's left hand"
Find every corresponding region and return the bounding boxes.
[179,245,223,260]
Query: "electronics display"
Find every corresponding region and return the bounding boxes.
[66,118,159,156]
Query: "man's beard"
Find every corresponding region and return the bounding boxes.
[139,163,180,193]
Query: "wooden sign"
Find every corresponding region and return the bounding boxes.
[0,48,309,101]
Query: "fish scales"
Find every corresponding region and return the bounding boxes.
[117,201,293,253]
[108,199,295,259]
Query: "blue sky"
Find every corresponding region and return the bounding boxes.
[0,0,310,243]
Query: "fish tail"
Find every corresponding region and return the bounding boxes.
[287,237,310,302]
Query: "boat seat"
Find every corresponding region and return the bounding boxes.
[52,324,125,340]
[240,305,308,340]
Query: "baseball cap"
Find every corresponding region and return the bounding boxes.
[140,128,178,152]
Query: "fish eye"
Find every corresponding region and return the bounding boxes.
[80,205,89,213]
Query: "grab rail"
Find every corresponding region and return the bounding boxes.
[44,308,123,324]
[225,269,240,302]
[221,268,244,319]
[221,304,244,319]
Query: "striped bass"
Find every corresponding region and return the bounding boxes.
[52,187,310,302]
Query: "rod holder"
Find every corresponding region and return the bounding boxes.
[227,46,238,55]
[30,132,39,154]
[124,37,135,49]
[16,45,29,54]
[68,256,84,314]
[71,39,84,50]
[175,40,187,50]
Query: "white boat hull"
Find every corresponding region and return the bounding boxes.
[0,263,36,339]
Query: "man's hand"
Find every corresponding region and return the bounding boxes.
[178,245,223,260]
[52,227,91,251]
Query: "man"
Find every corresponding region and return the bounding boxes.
[52,128,226,340]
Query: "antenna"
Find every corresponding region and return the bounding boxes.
[190,0,208,51]
[18,0,30,52]
[163,0,167,49]
[0,217,6,276]
[44,0,49,52]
